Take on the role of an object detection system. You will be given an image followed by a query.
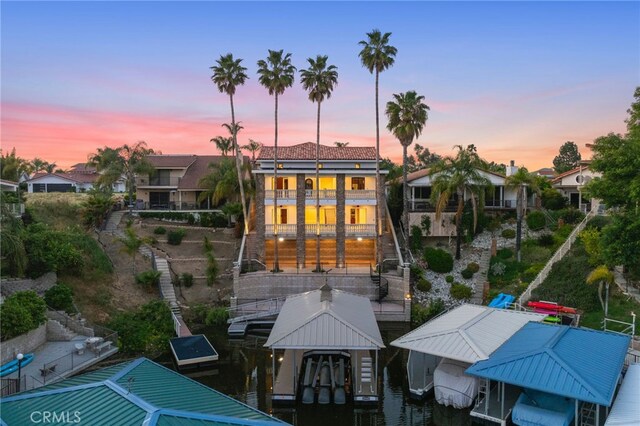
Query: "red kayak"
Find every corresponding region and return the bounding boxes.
[527,301,577,314]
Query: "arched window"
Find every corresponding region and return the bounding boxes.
[305,179,314,190]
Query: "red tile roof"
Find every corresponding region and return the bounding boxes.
[551,165,589,183]
[257,142,376,161]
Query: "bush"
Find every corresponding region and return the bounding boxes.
[491,262,506,276]
[537,233,555,247]
[497,248,513,259]
[444,275,454,283]
[200,212,228,228]
[206,252,218,285]
[108,300,174,354]
[180,272,194,288]
[44,283,75,313]
[541,188,567,210]
[521,245,552,264]
[526,211,546,231]
[0,291,47,341]
[558,208,584,225]
[135,270,162,291]
[24,223,84,278]
[461,268,474,279]
[420,215,431,236]
[167,229,186,245]
[205,307,230,326]
[417,278,432,293]
[411,299,445,326]
[410,264,423,284]
[467,262,480,273]
[423,247,454,273]
[450,282,473,300]
[203,235,213,253]
[501,229,516,239]
[554,224,574,240]
[153,226,167,235]
[522,264,544,283]
[411,225,423,253]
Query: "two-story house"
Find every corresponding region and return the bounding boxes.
[136,155,244,210]
[551,161,601,212]
[251,142,389,269]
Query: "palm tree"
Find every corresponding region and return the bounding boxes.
[211,136,233,157]
[242,139,262,164]
[31,157,47,173]
[44,163,57,174]
[505,167,540,262]
[119,226,143,274]
[359,29,397,269]
[385,91,429,261]
[257,49,296,272]
[88,141,155,210]
[300,55,339,271]
[429,145,491,259]
[334,141,349,147]
[587,265,615,316]
[211,53,249,235]
[197,158,242,207]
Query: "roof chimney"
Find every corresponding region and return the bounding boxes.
[320,283,332,303]
[506,160,519,177]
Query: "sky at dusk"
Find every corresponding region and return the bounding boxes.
[1,1,639,171]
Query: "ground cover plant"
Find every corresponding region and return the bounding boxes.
[423,247,454,273]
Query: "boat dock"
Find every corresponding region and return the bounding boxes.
[169,312,218,369]
[272,350,303,402]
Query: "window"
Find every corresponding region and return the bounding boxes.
[151,170,171,186]
[355,163,361,169]
[350,208,357,224]
[275,177,289,190]
[349,207,366,224]
[277,163,284,169]
[414,186,431,199]
[305,179,313,190]
[351,177,365,190]
[318,163,324,169]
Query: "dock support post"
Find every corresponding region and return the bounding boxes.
[485,379,490,414]
[375,350,378,394]
[575,400,579,426]
[271,349,275,394]
[500,382,505,419]
[596,405,600,426]
[293,350,297,396]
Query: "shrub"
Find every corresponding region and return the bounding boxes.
[167,229,186,245]
[420,214,431,236]
[522,264,544,283]
[461,268,474,279]
[410,264,423,283]
[541,188,567,210]
[153,226,167,235]
[423,247,454,273]
[108,300,173,354]
[24,223,84,278]
[417,278,432,293]
[205,307,229,326]
[558,208,584,225]
[521,245,552,264]
[450,282,473,300]
[200,212,228,228]
[537,233,555,247]
[467,262,480,273]
[44,283,75,313]
[0,291,47,341]
[206,252,218,286]
[580,228,603,265]
[497,248,514,259]
[445,275,454,283]
[526,211,546,231]
[203,235,213,253]
[491,262,506,276]
[501,229,516,239]
[411,225,423,253]
[554,224,574,240]
[181,272,194,288]
[135,270,162,291]
[411,299,445,326]
[586,215,610,231]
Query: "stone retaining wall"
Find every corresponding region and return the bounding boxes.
[0,272,57,298]
[1,324,47,364]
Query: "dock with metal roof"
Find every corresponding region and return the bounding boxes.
[0,357,288,426]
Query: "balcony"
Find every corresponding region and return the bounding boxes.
[265,224,297,236]
[345,223,375,236]
[305,224,336,236]
[137,177,181,188]
[5,203,25,217]
[345,189,376,200]
[305,189,337,199]
[265,189,297,200]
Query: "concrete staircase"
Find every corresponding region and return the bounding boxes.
[104,210,125,233]
[154,256,180,314]
[471,250,492,305]
[46,319,77,341]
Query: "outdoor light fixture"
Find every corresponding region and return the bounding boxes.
[355,163,361,169]
[405,293,412,300]
[357,237,363,242]
[278,237,284,242]
[17,353,24,392]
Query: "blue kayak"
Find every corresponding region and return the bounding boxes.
[0,353,35,377]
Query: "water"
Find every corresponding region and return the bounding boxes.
[159,323,474,426]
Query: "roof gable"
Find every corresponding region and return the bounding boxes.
[465,323,630,405]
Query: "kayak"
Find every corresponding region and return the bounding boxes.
[527,301,577,314]
[0,353,35,377]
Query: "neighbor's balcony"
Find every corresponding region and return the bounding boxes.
[137,177,181,188]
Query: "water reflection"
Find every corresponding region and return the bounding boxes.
[159,322,473,426]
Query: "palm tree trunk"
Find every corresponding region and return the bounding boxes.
[273,94,280,272]
[516,186,523,262]
[229,94,249,235]
[315,101,321,272]
[455,195,463,260]
[374,69,383,269]
[402,144,409,261]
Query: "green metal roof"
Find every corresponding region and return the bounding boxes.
[0,358,286,426]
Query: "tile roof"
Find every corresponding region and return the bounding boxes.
[551,161,593,183]
[29,172,100,184]
[465,322,630,406]
[1,358,286,426]
[400,167,506,184]
[257,142,376,161]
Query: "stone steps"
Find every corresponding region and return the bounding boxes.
[47,319,77,341]
[104,211,125,233]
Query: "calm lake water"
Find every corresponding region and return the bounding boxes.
[159,323,474,426]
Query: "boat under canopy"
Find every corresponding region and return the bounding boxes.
[265,284,384,405]
[604,363,640,426]
[390,304,546,404]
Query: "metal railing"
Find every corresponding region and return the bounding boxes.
[228,297,288,323]
[172,311,182,336]
[518,209,595,305]
[137,176,181,187]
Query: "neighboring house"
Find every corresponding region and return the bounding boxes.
[0,179,24,216]
[0,357,287,426]
[533,167,556,180]
[135,154,244,210]
[404,166,520,237]
[0,179,19,193]
[252,142,389,268]
[551,161,601,212]
[25,163,125,193]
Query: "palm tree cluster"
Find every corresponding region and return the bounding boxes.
[209,29,432,270]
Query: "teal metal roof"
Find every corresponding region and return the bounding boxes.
[465,323,631,406]
[0,358,286,426]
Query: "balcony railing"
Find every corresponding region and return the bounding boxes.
[305,189,337,199]
[137,177,181,187]
[305,224,336,236]
[345,189,376,200]
[345,223,376,236]
[5,203,24,216]
[265,224,297,236]
[265,189,297,199]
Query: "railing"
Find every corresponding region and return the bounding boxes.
[345,224,376,236]
[386,203,404,265]
[265,189,297,200]
[345,190,376,199]
[227,297,288,323]
[265,224,297,236]
[1,376,25,397]
[305,189,337,199]
[518,209,595,305]
[5,203,25,216]
[240,258,268,273]
[172,311,182,336]
[304,224,336,236]
[137,177,181,187]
